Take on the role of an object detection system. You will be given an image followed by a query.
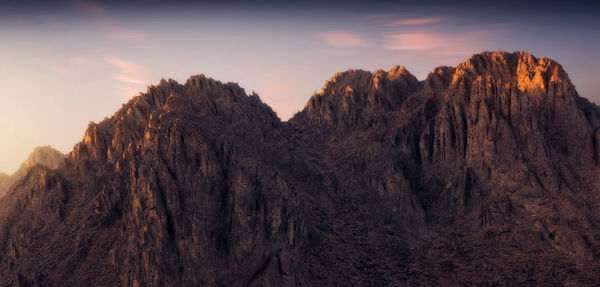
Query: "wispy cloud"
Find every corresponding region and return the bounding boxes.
[370,14,444,26]
[316,31,368,48]
[383,25,512,55]
[386,17,444,26]
[384,33,440,51]
[52,56,89,73]
[104,57,152,85]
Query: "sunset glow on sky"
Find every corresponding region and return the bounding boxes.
[0,0,599,173]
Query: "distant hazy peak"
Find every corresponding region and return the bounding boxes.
[13,146,63,177]
[0,145,64,198]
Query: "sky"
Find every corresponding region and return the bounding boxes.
[0,0,599,174]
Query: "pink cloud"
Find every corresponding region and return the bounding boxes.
[384,25,512,55]
[51,56,89,73]
[387,17,444,26]
[316,31,368,48]
[384,33,441,51]
[104,57,152,85]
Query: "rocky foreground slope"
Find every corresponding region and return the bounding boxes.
[1,51,600,286]
[0,146,63,198]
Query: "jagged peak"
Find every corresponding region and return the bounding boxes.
[295,66,419,129]
[101,75,250,122]
[387,65,411,80]
[184,74,210,87]
[319,66,418,96]
[319,69,372,94]
[452,51,572,93]
[184,74,247,95]
[293,51,580,130]
[91,74,262,130]
[73,73,278,162]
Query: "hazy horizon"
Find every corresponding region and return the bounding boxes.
[1,0,599,174]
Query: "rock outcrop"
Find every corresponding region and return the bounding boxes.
[0,146,64,198]
[1,51,600,286]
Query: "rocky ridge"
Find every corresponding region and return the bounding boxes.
[1,51,600,286]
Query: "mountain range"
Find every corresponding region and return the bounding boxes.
[1,51,600,286]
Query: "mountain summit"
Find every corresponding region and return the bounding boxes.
[1,51,600,286]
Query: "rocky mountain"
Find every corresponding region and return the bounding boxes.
[1,51,600,286]
[0,146,64,198]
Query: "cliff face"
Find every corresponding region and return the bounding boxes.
[1,51,600,286]
[0,146,64,198]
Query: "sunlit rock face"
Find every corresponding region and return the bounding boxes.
[0,146,64,198]
[2,51,600,286]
